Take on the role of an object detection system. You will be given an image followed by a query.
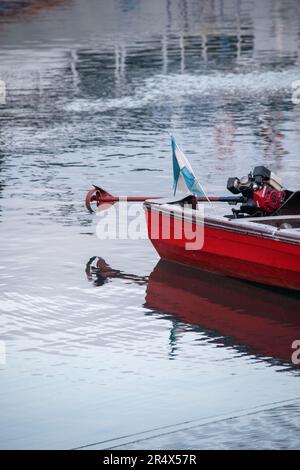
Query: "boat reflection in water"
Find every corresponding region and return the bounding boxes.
[86,257,300,367]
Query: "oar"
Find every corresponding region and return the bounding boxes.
[85,185,243,212]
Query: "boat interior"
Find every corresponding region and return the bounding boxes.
[248,215,300,230]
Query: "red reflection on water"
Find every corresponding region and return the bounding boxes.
[86,256,300,365]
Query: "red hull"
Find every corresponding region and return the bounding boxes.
[145,207,300,291]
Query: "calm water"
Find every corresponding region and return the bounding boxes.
[1,0,300,449]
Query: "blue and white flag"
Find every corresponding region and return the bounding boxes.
[171,135,208,199]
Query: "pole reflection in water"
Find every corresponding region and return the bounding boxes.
[85,257,300,367]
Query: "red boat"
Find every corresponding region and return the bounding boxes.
[86,165,300,291]
[144,167,300,291]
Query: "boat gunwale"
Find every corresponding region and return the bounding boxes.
[143,201,300,246]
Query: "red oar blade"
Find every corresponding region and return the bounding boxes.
[85,185,115,212]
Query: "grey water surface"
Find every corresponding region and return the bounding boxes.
[1,0,300,449]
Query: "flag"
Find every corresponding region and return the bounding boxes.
[171,135,207,198]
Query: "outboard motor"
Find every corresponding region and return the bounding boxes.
[227,166,285,217]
